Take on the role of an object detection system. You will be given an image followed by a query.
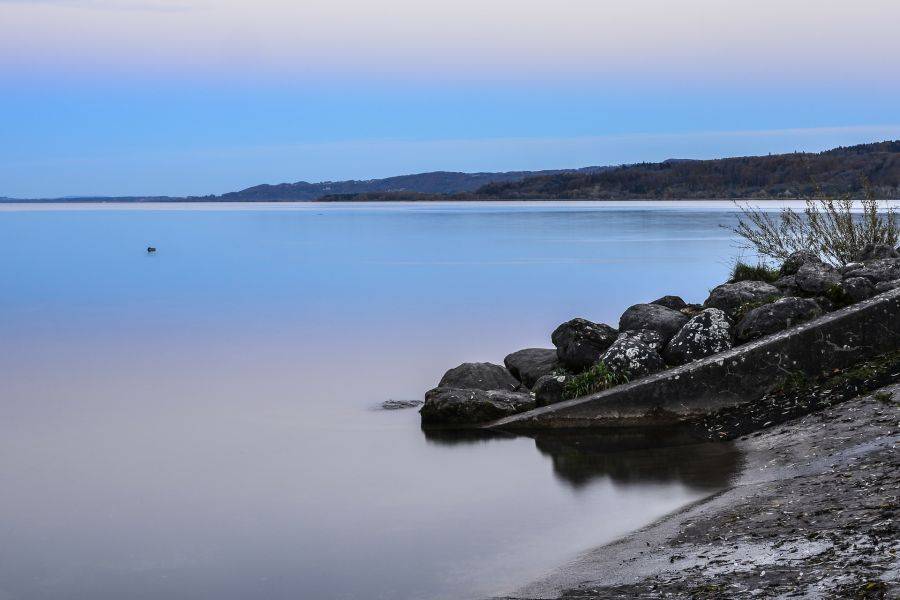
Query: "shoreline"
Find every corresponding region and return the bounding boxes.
[494,384,899,599]
[4,198,900,204]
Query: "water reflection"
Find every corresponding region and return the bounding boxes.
[420,426,515,446]
[532,429,742,491]
[422,426,742,492]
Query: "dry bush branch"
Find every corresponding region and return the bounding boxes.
[730,178,898,267]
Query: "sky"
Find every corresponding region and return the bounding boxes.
[2,0,900,197]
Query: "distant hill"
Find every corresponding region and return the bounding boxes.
[215,169,588,201]
[5,141,899,202]
[321,141,900,201]
[3,169,591,203]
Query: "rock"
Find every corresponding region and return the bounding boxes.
[651,295,688,311]
[772,275,799,296]
[420,388,535,426]
[794,262,841,294]
[533,374,569,407]
[438,362,522,392]
[874,279,900,294]
[503,348,560,389]
[618,328,665,352]
[840,261,865,275]
[600,336,665,379]
[703,280,781,319]
[618,303,690,345]
[856,242,899,261]
[551,318,618,372]
[842,258,900,284]
[779,250,821,276]
[381,399,424,410]
[663,308,733,365]
[735,297,822,342]
[838,277,875,303]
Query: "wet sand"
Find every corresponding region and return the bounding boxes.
[497,383,899,599]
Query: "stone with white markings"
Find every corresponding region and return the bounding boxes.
[663,308,733,366]
[842,258,900,284]
[600,335,665,379]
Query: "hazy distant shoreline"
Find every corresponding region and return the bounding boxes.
[4,197,899,206]
[6,140,899,204]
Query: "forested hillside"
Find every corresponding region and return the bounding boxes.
[320,141,900,201]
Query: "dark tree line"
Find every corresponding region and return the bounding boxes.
[321,141,900,201]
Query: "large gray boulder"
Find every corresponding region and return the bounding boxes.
[663,308,733,366]
[772,275,799,296]
[618,303,690,345]
[420,388,535,426]
[503,348,560,389]
[438,362,522,392]
[839,261,864,275]
[842,258,900,284]
[779,250,821,276]
[795,262,841,294]
[837,277,875,303]
[735,297,822,342]
[600,335,665,379]
[651,295,688,311]
[856,243,899,261]
[551,318,618,372]
[533,373,569,407]
[703,280,781,319]
[617,328,665,353]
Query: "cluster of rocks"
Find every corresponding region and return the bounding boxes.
[419,243,900,427]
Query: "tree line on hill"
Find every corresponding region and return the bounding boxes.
[8,141,898,203]
[319,141,900,201]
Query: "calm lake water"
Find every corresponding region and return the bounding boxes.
[0,201,756,600]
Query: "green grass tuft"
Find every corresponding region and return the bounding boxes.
[564,362,628,399]
[730,261,781,284]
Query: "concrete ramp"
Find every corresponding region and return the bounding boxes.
[487,287,900,431]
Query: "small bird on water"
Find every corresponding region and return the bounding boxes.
[147,246,156,253]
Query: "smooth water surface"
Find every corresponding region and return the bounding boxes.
[0,201,751,600]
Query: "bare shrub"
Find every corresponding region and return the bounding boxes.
[731,181,898,266]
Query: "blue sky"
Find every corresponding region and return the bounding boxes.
[2,0,899,197]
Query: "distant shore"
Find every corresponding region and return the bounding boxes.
[4,197,900,205]
[4,140,899,204]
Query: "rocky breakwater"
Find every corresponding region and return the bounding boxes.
[419,243,900,428]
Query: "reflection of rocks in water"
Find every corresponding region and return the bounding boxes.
[420,425,515,447]
[532,429,742,492]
